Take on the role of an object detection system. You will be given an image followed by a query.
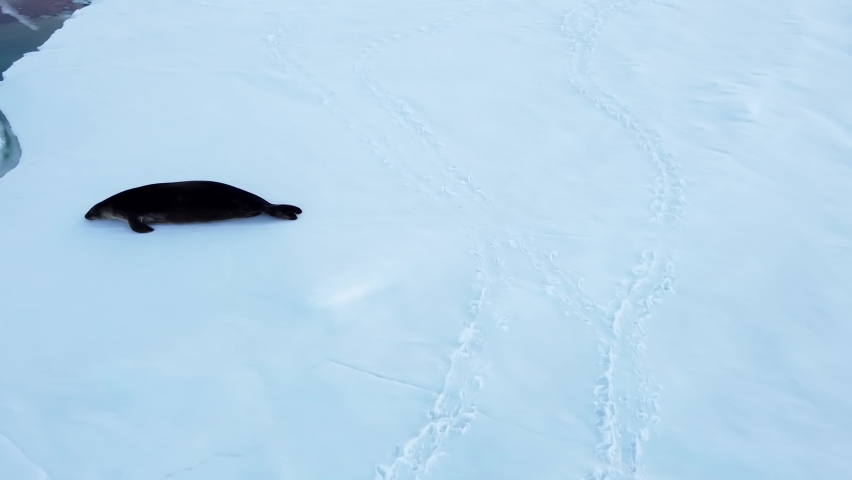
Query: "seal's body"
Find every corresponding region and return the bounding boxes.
[85,180,302,233]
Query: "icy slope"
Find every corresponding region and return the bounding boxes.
[1,0,851,479]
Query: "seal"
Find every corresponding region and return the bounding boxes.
[84,180,302,233]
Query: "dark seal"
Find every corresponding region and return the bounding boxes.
[84,180,302,233]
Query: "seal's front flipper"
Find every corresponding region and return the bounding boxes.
[261,204,302,220]
[128,217,154,233]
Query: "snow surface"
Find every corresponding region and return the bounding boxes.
[1,0,852,478]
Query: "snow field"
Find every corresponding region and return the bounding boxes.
[1,0,851,479]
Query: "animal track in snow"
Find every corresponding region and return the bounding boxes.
[267,1,686,477]
[353,3,495,213]
[267,11,508,479]
[558,0,685,478]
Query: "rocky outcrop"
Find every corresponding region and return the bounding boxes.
[0,109,21,179]
[0,0,89,24]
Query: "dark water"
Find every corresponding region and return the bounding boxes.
[1,6,87,178]
[0,14,68,78]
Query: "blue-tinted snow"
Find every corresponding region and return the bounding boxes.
[1,0,851,479]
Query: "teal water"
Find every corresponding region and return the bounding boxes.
[0,15,67,79]
[0,14,70,178]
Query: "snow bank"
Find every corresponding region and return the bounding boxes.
[1,0,851,479]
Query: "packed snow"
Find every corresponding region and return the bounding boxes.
[1,0,851,479]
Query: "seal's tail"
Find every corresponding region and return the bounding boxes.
[261,203,302,220]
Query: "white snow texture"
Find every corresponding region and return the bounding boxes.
[1,0,851,479]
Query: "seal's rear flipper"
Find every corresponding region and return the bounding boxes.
[128,217,154,233]
[261,204,302,220]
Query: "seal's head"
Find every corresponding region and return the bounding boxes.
[85,202,120,221]
[85,203,102,220]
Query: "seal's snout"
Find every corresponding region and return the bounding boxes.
[85,207,97,220]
